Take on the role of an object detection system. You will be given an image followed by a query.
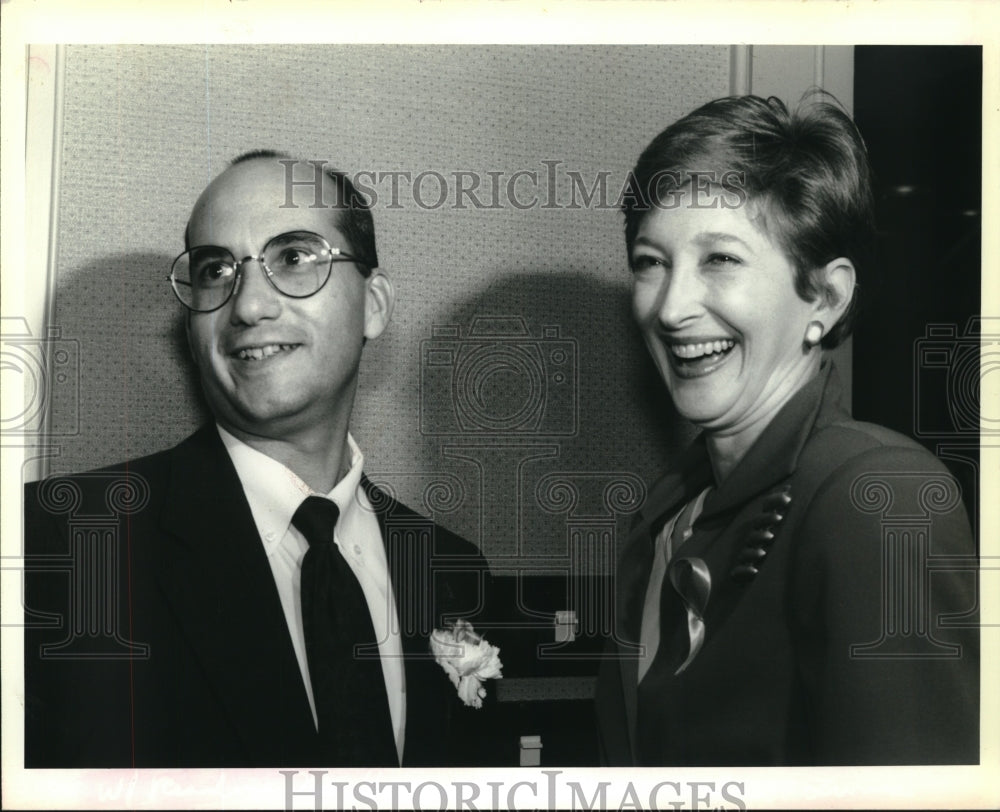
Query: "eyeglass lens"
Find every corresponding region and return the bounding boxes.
[171,231,334,311]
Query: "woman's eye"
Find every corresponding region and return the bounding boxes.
[706,253,740,267]
[631,255,665,272]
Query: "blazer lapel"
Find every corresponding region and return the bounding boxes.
[672,363,848,647]
[155,426,318,764]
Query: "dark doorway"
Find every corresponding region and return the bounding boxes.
[852,45,982,531]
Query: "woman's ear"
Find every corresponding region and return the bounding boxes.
[813,256,857,326]
[363,270,396,340]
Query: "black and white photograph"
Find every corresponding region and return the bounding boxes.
[2,2,996,809]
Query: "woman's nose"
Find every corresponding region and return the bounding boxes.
[656,264,703,328]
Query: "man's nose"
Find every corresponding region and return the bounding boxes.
[229,257,281,324]
[655,263,703,328]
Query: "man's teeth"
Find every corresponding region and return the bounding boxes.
[671,339,736,359]
[236,344,296,361]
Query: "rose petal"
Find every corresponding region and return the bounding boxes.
[431,625,503,707]
[457,676,486,708]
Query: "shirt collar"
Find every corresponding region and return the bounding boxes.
[216,425,368,556]
[327,434,377,564]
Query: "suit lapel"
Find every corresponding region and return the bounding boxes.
[361,476,441,765]
[361,476,467,767]
[155,426,318,763]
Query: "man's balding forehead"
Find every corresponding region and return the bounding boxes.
[183,152,379,272]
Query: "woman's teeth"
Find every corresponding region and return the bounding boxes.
[670,339,736,359]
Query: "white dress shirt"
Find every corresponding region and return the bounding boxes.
[217,425,406,763]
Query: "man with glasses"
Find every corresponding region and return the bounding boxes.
[24,152,493,768]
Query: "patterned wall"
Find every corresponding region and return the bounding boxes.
[47,44,731,565]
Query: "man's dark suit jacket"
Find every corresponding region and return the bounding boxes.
[24,425,492,768]
[596,364,979,766]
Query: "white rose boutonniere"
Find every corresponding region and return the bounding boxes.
[430,619,503,709]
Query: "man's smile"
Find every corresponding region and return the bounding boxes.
[231,343,301,362]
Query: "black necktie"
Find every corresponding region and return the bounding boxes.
[293,496,397,766]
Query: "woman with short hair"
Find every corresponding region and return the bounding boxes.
[596,94,978,766]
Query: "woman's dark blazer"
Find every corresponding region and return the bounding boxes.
[595,363,978,766]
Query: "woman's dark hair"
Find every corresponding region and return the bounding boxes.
[622,93,875,349]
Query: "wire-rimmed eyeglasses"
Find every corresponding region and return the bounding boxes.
[168,230,366,313]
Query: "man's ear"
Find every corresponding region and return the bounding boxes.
[812,257,856,327]
[363,271,395,341]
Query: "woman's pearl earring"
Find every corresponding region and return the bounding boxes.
[804,320,824,348]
